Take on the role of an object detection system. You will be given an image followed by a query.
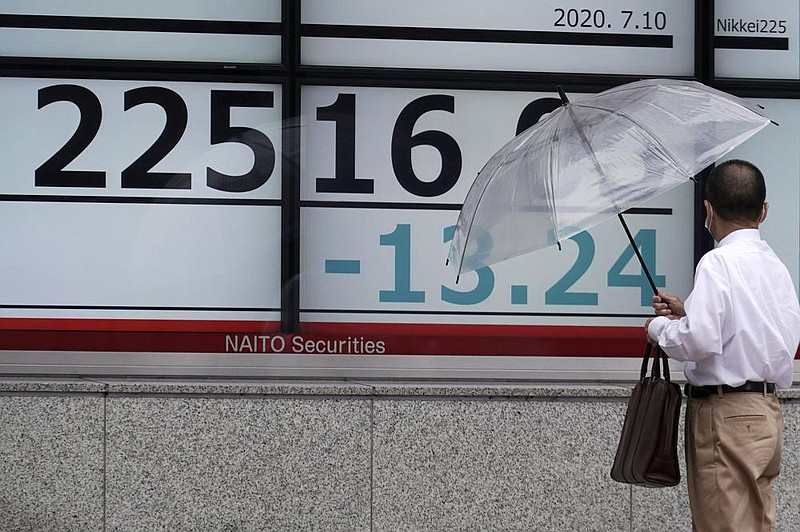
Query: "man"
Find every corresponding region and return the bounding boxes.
[646,159,800,532]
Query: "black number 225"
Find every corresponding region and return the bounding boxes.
[36,84,275,193]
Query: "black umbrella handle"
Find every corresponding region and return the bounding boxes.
[557,85,569,105]
[617,213,659,296]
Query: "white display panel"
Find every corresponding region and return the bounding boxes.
[301,0,694,75]
[0,78,283,345]
[1,78,283,200]
[2,0,281,20]
[0,0,282,64]
[0,30,281,64]
[299,85,695,356]
[0,203,281,318]
[714,0,799,79]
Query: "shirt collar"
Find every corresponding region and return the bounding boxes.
[717,228,762,247]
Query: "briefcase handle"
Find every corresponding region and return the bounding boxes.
[640,343,671,382]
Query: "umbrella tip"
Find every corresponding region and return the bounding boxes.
[557,241,562,251]
[445,258,449,266]
[455,275,460,285]
[556,85,569,105]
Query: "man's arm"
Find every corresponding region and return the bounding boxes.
[647,257,730,362]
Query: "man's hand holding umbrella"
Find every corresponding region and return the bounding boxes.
[652,290,685,319]
[646,290,685,344]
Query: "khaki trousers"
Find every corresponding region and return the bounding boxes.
[686,391,783,532]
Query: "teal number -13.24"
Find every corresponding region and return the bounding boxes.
[378,223,663,307]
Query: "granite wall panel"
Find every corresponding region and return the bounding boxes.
[372,398,630,532]
[1,380,799,531]
[0,392,104,532]
[105,395,371,532]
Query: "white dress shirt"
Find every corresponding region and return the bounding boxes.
[648,229,800,389]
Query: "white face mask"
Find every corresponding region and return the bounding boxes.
[704,205,716,241]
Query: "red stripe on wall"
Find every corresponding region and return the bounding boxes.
[0,318,646,356]
[2,318,796,358]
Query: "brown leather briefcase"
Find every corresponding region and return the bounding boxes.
[610,343,682,487]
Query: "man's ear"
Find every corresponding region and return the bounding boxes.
[760,202,769,223]
[704,199,713,218]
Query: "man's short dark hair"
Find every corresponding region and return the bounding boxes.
[705,159,766,222]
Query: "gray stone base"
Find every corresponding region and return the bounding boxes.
[1,378,799,531]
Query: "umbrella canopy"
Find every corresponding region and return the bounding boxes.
[448,79,774,278]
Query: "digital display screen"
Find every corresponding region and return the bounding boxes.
[2,1,797,377]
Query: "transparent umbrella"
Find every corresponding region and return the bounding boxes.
[448,78,775,290]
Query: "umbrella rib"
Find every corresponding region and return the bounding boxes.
[546,119,562,250]
[562,103,620,215]
[454,126,545,276]
[574,102,692,177]
[454,168,498,279]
